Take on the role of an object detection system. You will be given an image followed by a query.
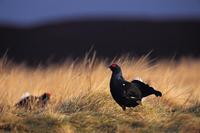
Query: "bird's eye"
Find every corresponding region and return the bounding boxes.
[122,83,125,86]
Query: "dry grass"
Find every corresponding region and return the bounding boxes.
[0,54,200,133]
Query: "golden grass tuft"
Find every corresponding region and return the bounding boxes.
[0,55,199,133]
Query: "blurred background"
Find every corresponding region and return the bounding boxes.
[0,0,200,65]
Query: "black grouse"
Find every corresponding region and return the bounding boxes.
[109,64,142,111]
[109,64,162,111]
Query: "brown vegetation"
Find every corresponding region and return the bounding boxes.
[0,55,199,133]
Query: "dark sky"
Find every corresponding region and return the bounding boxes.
[0,0,200,26]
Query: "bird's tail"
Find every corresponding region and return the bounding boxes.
[20,92,30,100]
[154,90,162,97]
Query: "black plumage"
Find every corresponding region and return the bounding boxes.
[109,64,162,111]
[109,64,142,111]
[131,80,162,98]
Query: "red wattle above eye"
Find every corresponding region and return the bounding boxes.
[111,64,117,67]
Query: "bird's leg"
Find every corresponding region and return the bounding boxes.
[121,105,126,111]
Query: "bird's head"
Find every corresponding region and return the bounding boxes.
[109,64,122,74]
[46,92,51,98]
[40,92,51,100]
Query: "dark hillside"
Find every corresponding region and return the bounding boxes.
[1,19,200,65]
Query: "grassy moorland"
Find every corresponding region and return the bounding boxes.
[0,55,199,133]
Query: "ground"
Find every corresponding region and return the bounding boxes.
[0,55,199,133]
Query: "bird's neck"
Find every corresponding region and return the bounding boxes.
[111,71,123,80]
[110,71,125,97]
[110,72,124,89]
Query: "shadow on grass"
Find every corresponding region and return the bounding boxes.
[0,113,68,133]
[1,108,199,133]
[184,103,200,117]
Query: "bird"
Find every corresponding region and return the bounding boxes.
[109,64,142,111]
[109,63,162,111]
[15,92,51,110]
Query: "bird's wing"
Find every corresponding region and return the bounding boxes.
[122,81,142,100]
[131,80,149,89]
[131,80,157,97]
